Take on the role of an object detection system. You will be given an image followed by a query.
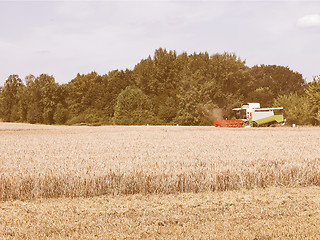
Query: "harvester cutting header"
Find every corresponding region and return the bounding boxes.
[214,103,284,127]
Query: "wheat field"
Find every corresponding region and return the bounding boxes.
[1,123,320,201]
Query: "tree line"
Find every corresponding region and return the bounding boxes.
[0,48,319,125]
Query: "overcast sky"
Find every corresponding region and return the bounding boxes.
[0,1,319,85]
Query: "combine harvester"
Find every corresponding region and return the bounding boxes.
[214,103,284,127]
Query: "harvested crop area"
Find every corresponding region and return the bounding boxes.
[1,187,320,239]
[1,123,320,201]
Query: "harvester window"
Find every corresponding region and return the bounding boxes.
[240,109,246,119]
[235,109,246,119]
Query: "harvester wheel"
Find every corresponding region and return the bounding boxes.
[252,122,258,127]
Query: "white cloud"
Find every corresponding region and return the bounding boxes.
[296,14,320,28]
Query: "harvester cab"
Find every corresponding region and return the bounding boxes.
[213,103,284,127]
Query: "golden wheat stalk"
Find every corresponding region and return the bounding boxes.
[0,123,319,201]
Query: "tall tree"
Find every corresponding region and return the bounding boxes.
[41,76,59,124]
[175,70,218,125]
[0,75,23,121]
[25,74,58,124]
[250,65,306,98]
[273,94,313,125]
[67,72,99,116]
[305,75,320,124]
[114,86,157,125]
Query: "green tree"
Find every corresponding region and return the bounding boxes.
[41,76,59,124]
[209,53,253,98]
[273,94,313,125]
[114,86,158,125]
[134,55,156,95]
[133,48,180,122]
[24,74,59,124]
[17,85,29,122]
[247,87,274,107]
[251,65,305,98]
[67,72,99,116]
[305,75,320,124]
[157,97,178,123]
[175,71,220,125]
[54,103,68,124]
[104,70,133,118]
[0,75,23,121]
[65,70,133,124]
